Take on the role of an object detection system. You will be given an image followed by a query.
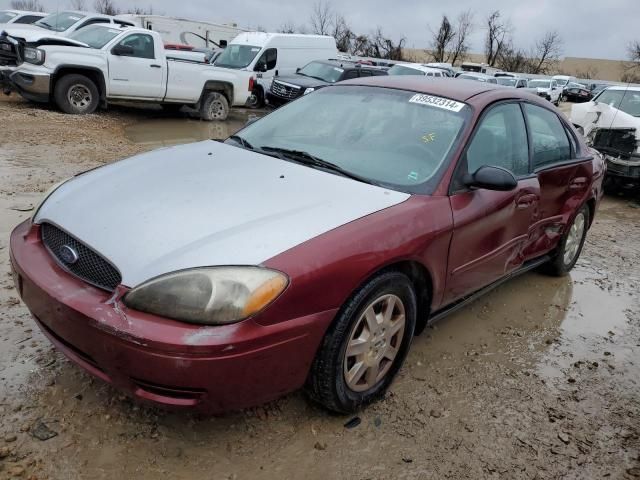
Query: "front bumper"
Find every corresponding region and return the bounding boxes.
[10,220,336,413]
[604,155,640,181]
[7,70,50,102]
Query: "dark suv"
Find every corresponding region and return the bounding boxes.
[266,60,387,106]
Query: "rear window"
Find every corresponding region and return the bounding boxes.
[35,12,85,32]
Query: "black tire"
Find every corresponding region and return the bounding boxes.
[53,74,99,115]
[200,91,229,121]
[247,86,264,109]
[542,205,590,276]
[306,271,417,413]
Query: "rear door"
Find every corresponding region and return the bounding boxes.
[521,103,591,258]
[445,102,540,303]
[107,32,165,99]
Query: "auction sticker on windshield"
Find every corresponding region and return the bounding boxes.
[409,94,465,112]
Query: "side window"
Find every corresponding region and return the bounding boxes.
[116,33,155,59]
[523,104,571,168]
[255,48,277,71]
[465,103,530,177]
[343,70,359,80]
[15,15,44,24]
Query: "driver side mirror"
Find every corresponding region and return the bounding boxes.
[112,44,135,56]
[296,67,301,73]
[464,165,517,191]
[255,63,267,73]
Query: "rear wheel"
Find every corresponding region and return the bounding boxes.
[306,272,417,413]
[543,205,590,276]
[54,74,99,115]
[200,91,229,121]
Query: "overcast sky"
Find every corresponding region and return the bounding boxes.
[3,0,636,59]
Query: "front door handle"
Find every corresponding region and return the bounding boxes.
[150,64,161,69]
[516,193,538,209]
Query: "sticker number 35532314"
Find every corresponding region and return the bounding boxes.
[409,94,465,112]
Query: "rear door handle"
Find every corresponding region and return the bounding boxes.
[516,193,538,209]
[568,177,588,190]
[150,64,161,68]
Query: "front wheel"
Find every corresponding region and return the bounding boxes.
[306,271,417,413]
[200,91,229,121]
[543,205,590,276]
[53,74,99,115]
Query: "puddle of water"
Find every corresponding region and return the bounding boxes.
[124,111,263,147]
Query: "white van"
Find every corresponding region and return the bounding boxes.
[214,32,338,106]
[552,75,577,89]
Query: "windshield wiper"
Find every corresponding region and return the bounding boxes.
[228,134,254,150]
[37,21,54,30]
[259,146,376,185]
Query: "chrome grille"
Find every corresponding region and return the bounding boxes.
[271,81,302,100]
[41,223,122,292]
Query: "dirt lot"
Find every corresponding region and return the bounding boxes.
[0,95,639,480]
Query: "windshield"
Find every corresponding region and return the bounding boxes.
[0,11,19,23]
[229,86,470,193]
[496,78,517,87]
[35,12,85,32]
[214,44,261,69]
[529,80,551,88]
[594,89,640,117]
[459,74,485,82]
[298,61,344,83]
[388,65,425,76]
[554,78,570,87]
[70,25,121,49]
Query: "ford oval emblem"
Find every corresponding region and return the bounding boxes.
[59,245,79,265]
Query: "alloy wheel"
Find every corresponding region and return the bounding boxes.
[343,294,406,392]
[564,212,585,266]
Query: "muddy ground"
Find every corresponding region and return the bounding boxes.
[0,95,639,480]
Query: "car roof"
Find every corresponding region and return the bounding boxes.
[392,63,443,74]
[315,59,385,70]
[3,9,46,15]
[339,76,505,102]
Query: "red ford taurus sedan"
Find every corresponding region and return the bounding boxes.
[10,77,605,413]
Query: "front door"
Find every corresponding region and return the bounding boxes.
[108,33,164,99]
[445,102,540,303]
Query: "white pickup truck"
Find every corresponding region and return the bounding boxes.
[0,24,255,120]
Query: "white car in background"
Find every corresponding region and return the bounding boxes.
[526,79,562,105]
[495,76,528,88]
[388,63,448,77]
[457,72,498,84]
[0,9,47,26]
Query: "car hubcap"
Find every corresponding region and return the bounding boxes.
[564,212,585,266]
[68,84,91,109]
[343,294,406,392]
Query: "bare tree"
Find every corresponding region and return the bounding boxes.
[332,14,354,53]
[10,0,45,11]
[485,11,509,66]
[126,5,154,14]
[429,15,455,63]
[69,0,86,10]
[279,21,297,34]
[496,42,530,72]
[369,28,405,60]
[449,10,474,66]
[625,40,640,79]
[310,1,332,36]
[94,0,119,15]
[529,30,562,74]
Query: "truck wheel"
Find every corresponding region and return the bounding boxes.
[200,92,229,121]
[247,87,264,109]
[54,74,99,115]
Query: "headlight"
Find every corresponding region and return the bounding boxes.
[303,87,315,95]
[32,177,71,221]
[123,267,289,325]
[23,47,45,65]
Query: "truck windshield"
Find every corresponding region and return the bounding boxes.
[298,62,344,83]
[388,65,425,76]
[35,12,85,32]
[214,44,261,69]
[70,25,121,48]
[0,11,19,23]
[529,80,551,88]
[595,89,640,117]
[232,86,470,194]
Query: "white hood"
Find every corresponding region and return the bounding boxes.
[571,100,640,138]
[1,26,86,46]
[35,141,409,287]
